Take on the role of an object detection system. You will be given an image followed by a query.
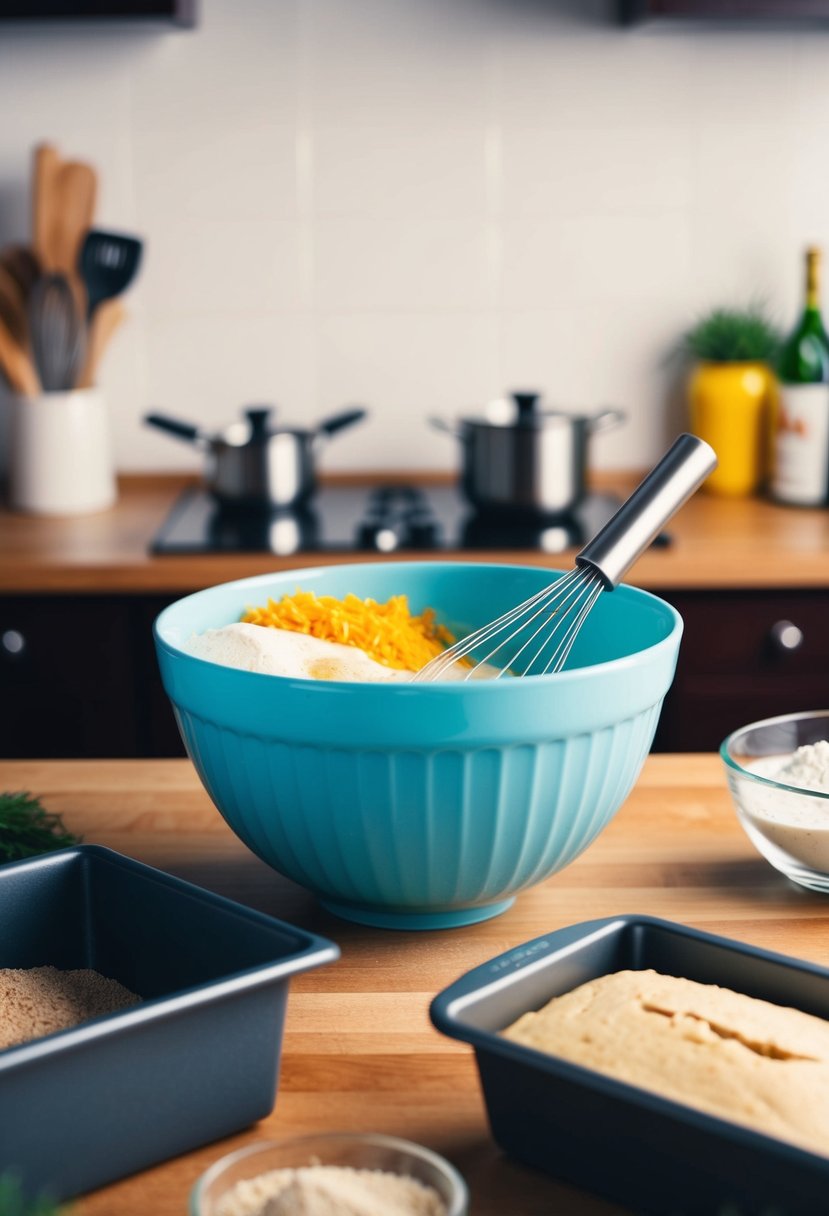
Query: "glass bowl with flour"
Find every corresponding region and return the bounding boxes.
[722,710,829,892]
[190,1133,468,1216]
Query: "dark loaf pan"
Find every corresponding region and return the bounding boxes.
[0,845,339,1201]
[430,915,829,1216]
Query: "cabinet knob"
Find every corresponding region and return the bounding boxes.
[0,629,26,660]
[768,620,804,654]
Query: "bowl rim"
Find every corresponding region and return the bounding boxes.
[720,708,829,800]
[189,1131,469,1216]
[154,559,683,691]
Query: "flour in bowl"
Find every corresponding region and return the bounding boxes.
[186,621,496,682]
[187,622,412,683]
[215,1164,447,1216]
[738,741,829,874]
[775,740,829,794]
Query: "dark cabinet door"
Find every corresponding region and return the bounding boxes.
[0,1,196,25]
[0,596,140,758]
[653,589,829,752]
[131,595,186,758]
[2,588,826,759]
[621,1,829,22]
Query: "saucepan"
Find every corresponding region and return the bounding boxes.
[145,405,367,509]
[430,393,626,515]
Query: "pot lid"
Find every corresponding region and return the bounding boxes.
[220,406,308,448]
[465,392,587,429]
[219,404,368,448]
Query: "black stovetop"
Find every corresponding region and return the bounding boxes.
[150,483,671,557]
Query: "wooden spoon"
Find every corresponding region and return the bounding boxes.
[53,161,97,274]
[0,263,28,350]
[77,297,126,389]
[0,312,40,397]
[32,143,62,269]
[0,244,41,301]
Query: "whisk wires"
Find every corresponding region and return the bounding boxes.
[415,566,606,682]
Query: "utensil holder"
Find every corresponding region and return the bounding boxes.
[7,387,116,514]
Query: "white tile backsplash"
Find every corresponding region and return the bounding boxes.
[143,217,307,314]
[0,0,826,472]
[496,24,698,131]
[313,127,488,219]
[304,0,492,130]
[501,211,692,309]
[501,126,692,217]
[132,124,301,223]
[314,216,492,311]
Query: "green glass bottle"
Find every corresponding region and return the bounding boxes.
[772,247,829,505]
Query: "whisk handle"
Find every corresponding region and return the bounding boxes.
[575,433,717,589]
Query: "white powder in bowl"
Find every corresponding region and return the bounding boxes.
[185,621,498,682]
[775,740,829,794]
[737,740,829,874]
[186,623,412,683]
[215,1165,448,1216]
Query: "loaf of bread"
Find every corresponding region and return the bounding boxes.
[503,969,829,1157]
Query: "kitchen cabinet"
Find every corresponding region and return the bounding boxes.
[654,589,829,751]
[0,0,196,26]
[0,596,150,758]
[2,587,827,758]
[620,0,829,22]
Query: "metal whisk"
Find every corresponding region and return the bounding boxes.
[415,433,717,682]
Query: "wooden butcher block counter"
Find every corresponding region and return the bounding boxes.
[2,754,828,1216]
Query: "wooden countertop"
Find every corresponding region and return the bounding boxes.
[3,754,829,1215]
[2,473,829,594]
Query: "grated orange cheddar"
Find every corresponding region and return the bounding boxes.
[241,590,456,672]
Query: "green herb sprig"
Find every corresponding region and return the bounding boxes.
[0,792,81,864]
[682,306,782,364]
[0,1174,71,1216]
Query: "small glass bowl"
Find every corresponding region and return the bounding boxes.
[721,709,829,892]
[190,1132,469,1216]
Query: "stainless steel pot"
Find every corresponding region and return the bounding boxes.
[145,405,367,509]
[431,393,625,515]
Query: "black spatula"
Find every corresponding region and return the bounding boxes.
[78,229,143,320]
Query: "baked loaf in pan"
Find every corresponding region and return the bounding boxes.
[503,969,829,1157]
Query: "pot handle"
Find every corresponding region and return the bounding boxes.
[144,412,208,447]
[587,408,626,435]
[428,415,464,440]
[315,407,368,441]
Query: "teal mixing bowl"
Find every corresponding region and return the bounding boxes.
[154,561,682,930]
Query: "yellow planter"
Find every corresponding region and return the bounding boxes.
[688,361,773,497]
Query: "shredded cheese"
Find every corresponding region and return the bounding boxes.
[241,590,456,673]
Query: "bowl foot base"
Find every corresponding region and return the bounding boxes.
[319,896,516,931]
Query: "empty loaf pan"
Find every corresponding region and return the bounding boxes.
[430,915,829,1216]
[0,845,339,1201]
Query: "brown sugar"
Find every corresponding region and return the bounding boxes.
[0,966,140,1050]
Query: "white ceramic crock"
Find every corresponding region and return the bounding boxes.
[6,387,116,515]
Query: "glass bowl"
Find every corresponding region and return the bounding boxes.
[190,1132,469,1216]
[721,709,829,892]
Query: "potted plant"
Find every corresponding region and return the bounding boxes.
[682,306,781,497]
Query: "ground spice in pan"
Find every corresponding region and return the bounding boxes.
[0,966,140,1050]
